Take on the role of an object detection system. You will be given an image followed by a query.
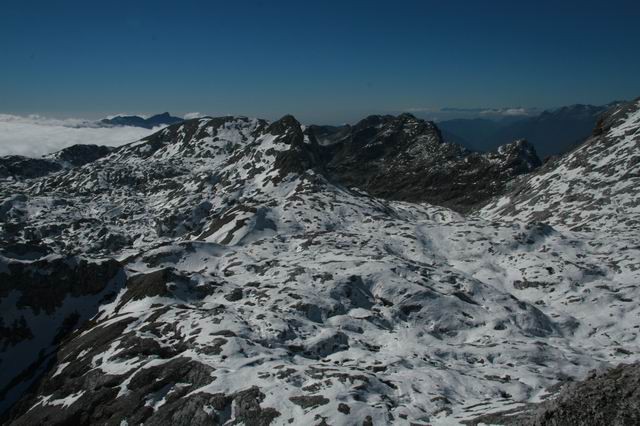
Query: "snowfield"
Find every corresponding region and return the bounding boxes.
[1,101,639,425]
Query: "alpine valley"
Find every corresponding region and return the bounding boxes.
[1,98,639,425]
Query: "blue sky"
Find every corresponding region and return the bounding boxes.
[1,0,639,123]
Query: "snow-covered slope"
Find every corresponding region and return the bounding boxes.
[1,107,639,425]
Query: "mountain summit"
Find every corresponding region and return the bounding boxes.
[313,113,541,212]
[100,112,184,129]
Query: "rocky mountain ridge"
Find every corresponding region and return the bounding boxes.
[312,113,541,212]
[1,113,541,213]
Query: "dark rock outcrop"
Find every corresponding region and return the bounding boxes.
[0,156,62,179]
[0,144,114,180]
[310,113,542,212]
[466,363,640,426]
[48,144,114,167]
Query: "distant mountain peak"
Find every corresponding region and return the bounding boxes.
[100,112,183,129]
[397,112,418,120]
[439,102,613,157]
[494,139,542,173]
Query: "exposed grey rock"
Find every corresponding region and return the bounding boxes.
[466,363,640,426]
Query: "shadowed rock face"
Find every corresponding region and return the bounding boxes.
[0,156,63,179]
[48,144,115,167]
[0,256,125,416]
[0,144,114,179]
[0,257,122,315]
[311,113,541,212]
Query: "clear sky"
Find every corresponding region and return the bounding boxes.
[1,0,639,123]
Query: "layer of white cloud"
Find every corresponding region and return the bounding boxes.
[183,112,204,119]
[0,114,163,157]
[0,114,97,128]
[397,106,540,121]
[478,107,532,116]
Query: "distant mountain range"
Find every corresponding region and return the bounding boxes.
[438,104,617,158]
[100,112,183,129]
